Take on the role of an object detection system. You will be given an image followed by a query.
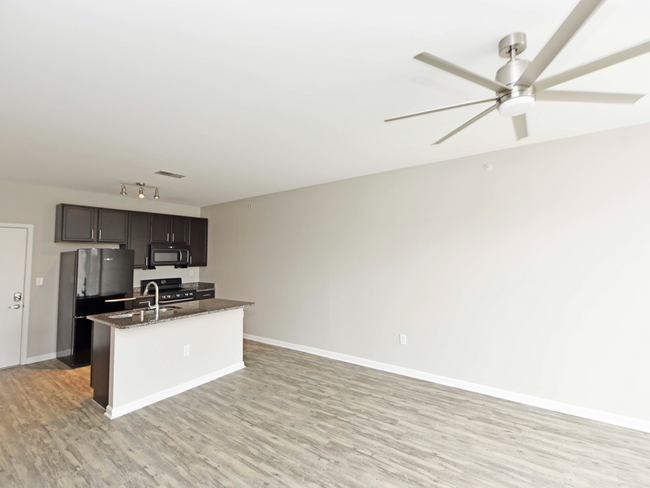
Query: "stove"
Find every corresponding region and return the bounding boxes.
[140,278,195,302]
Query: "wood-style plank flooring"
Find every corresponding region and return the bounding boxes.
[1,340,649,487]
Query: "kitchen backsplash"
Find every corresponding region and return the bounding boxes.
[132,267,199,287]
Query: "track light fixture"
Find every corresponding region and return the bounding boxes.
[119,182,161,200]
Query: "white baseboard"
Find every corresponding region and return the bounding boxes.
[243,334,650,434]
[24,352,57,365]
[105,362,246,420]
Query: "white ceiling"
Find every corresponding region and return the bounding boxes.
[1,0,650,207]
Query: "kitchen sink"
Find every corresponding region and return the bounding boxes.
[158,306,182,312]
[107,305,182,319]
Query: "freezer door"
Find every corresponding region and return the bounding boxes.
[99,249,134,297]
[75,249,134,316]
[76,249,102,299]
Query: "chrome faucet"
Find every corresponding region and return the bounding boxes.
[142,281,159,314]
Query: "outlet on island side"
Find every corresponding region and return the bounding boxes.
[183,345,190,357]
[399,334,407,345]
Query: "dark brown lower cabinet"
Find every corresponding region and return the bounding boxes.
[91,321,111,408]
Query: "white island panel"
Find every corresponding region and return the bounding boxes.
[107,308,244,419]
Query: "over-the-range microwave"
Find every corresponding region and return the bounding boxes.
[149,243,190,268]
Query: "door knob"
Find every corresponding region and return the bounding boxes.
[8,305,21,309]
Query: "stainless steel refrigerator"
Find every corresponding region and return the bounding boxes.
[57,249,134,368]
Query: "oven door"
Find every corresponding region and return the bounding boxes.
[150,245,190,267]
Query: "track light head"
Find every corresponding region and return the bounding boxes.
[154,188,160,199]
[120,184,127,196]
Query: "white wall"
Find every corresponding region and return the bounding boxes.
[0,180,201,359]
[201,122,650,424]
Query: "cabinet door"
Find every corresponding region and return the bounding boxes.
[56,204,96,242]
[97,209,127,243]
[171,216,189,244]
[126,212,150,268]
[188,218,208,267]
[149,214,171,243]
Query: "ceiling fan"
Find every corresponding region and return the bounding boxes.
[385,0,650,145]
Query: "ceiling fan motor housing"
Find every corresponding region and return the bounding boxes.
[496,58,531,86]
[495,32,535,116]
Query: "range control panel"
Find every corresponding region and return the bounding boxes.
[159,290,196,302]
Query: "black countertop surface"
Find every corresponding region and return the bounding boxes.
[133,282,215,298]
[88,298,253,329]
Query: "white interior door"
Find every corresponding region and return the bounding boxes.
[0,227,27,369]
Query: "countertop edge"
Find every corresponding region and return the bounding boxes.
[89,300,254,329]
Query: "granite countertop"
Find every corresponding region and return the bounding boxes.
[133,282,215,298]
[88,298,254,329]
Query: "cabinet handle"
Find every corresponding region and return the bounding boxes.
[167,233,169,241]
[91,229,94,240]
[99,229,102,240]
[190,256,192,265]
[145,256,148,266]
[172,233,175,242]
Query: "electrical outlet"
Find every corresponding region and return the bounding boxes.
[183,345,190,356]
[189,270,194,276]
[36,277,43,286]
[399,334,407,345]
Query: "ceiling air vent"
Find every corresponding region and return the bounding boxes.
[155,171,185,179]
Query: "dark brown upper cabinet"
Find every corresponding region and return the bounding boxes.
[188,218,208,267]
[125,212,150,269]
[56,204,208,267]
[149,213,171,244]
[97,209,127,243]
[171,216,189,244]
[55,204,96,242]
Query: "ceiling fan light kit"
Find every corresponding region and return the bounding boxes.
[385,0,650,145]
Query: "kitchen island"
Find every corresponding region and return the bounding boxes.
[88,298,254,419]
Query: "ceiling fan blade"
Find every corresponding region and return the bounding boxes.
[433,104,497,145]
[512,114,528,140]
[535,39,650,91]
[517,0,605,87]
[414,52,508,92]
[385,98,498,122]
[536,90,645,104]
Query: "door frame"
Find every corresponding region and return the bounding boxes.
[0,222,34,365]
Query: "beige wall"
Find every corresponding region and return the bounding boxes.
[201,122,650,423]
[0,180,200,359]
